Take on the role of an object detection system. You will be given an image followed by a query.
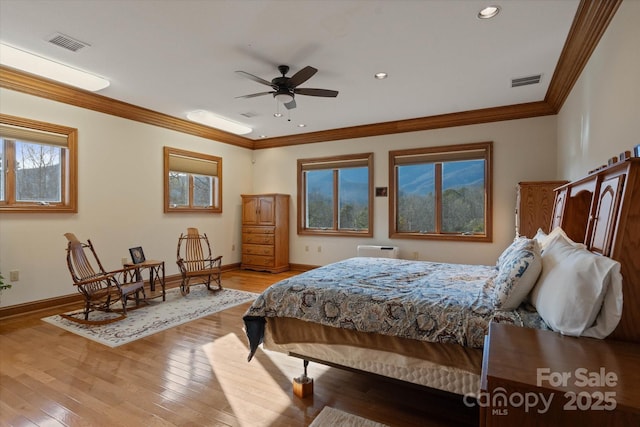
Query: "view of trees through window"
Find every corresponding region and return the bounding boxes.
[14,141,62,202]
[305,167,369,230]
[298,153,373,236]
[397,160,485,234]
[0,139,63,204]
[169,172,213,208]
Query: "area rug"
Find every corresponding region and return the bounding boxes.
[42,287,258,347]
[309,406,389,427]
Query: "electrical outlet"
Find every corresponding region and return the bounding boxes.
[412,251,419,260]
[317,246,322,253]
[232,244,235,251]
[10,270,19,281]
[305,245,309,252]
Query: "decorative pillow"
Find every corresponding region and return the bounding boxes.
[494,238,542,310]
[529,233,622,338]
[496,237,534,270]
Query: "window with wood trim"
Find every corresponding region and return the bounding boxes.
[163,147,222,213]
[297,153,373,236]
[389,141,493,241]
[0,114,77,213]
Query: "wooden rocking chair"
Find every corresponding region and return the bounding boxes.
[65,233,146,320]
[176,228,223,295]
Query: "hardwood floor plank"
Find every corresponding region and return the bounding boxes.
[0,269,478,426]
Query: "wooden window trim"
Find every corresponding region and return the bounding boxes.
[163,146,222,213]
[297,152,374,237]
[389,141,493,242]
[0,114,77,213]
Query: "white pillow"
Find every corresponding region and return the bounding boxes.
[529,233,622,338]
[533,228,548,247]
[494,238,542,310]
[535,227,586,252]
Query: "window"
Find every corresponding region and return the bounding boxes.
[297,153,373,236]
[163,146,222,213]
[0,114,77,213]
[389,141,492,241]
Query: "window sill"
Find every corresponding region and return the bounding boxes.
[0,205,76,213]
[389,232,491,242]
[298,229,373,238]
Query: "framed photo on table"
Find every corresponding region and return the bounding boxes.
[129,247,146,264]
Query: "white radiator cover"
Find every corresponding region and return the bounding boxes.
[356,245,399,259]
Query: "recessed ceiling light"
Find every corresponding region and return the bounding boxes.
[374,72,388,80]
[274,112,283,118]
[186,110,252,135]
[0,43,110,91]
[260,135,267,138]
[478,6,500,19]
[298,124,306,128]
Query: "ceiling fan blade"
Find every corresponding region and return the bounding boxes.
[287,66,318,88]
[235,91,274,99]
[284,99,297,110]
[294,88,339,97]
[235,70,274,87]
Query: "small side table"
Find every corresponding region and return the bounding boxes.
[124,260,166,301]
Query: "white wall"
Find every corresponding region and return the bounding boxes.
[557,0,640,180]
[1,86,559,307]
[0,89,254,307]
[253,115,558,266]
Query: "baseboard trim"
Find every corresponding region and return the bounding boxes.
[0,264,242,319]
[289,263,319,272]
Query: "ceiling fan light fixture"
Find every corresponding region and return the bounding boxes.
[274,90,294,104]
[186,110,252,135]
[0,43,110,91]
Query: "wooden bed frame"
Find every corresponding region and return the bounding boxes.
[550,158,639,342]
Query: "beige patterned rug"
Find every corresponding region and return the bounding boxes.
[42,287,257,347]
[309,406,389,427]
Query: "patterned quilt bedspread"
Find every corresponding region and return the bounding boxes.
[243,257,547,361]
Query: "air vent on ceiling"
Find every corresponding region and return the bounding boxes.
[240,112,258,118]
[511,74,542,88]
[47,33,90,52]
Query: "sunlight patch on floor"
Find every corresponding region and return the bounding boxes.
[203,333,295,427]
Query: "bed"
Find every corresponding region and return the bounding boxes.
[243,159,639,397]
[244,241,553,396]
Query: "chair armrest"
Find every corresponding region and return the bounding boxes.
[73,272,115,287]
[204,255,223,268]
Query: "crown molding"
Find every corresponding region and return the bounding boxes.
[545,0,622,112]
[255,101,556,149]
[0,66,255,150]
[0,0,620,150]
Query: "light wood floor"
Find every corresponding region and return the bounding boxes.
[0,270,478,427]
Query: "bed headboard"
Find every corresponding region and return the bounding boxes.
[549,158,640,343]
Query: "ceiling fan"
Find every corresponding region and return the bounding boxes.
[235,65,338,110]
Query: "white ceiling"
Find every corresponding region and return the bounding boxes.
[0,0,580,140]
